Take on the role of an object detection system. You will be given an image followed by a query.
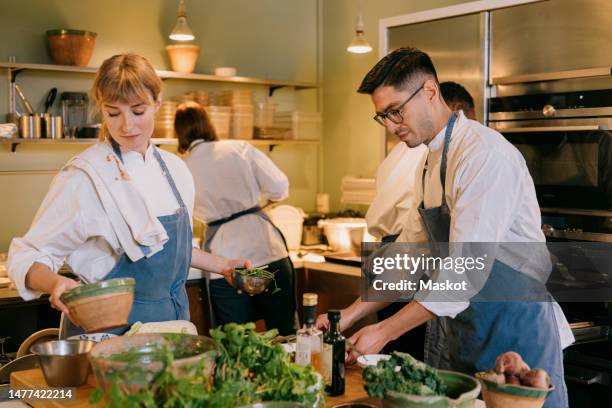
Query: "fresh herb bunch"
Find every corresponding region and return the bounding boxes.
[211,322,320,406]
[363,351,447,398]
[234,265,281,294]
[90,323,321,407]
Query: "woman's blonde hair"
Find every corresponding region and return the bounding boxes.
[90,54,162,141]
[174,101,218,154]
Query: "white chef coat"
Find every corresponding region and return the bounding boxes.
[411,111,574,348]
[184,140,288,276]
[366,142,428,241]
[8,142,195,301]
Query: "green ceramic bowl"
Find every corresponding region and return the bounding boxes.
[384,370,481,408]
[60,278,135,303]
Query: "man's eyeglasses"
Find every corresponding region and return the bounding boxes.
[373,83,424,127]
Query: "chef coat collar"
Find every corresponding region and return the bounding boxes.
[427,110,465,153]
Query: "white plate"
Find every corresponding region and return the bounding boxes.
[68,333,117,343]
[356,354,391,369]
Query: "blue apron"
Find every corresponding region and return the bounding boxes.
[380,234,449,368]
[417,113,568,408]
[61,142,192,337]
[104,143,192,331]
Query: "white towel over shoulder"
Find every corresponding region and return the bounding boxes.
[66,142,168,261]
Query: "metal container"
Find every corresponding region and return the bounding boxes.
[302,225,323,246]
[19,113,41,139]
[43,114,63,139]
[318,218,368,255]
[232,270,272,295]
[30,340,95,387]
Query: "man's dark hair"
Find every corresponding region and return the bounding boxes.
[357,47,439,94]
[440,81,474,109]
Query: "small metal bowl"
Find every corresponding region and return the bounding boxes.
[31,340,95,387]
[233,270,272,295]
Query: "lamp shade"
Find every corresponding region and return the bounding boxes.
[347,13,372,54]
[347,31,372,54]
[170,17,194,41]
[169,0,195,41]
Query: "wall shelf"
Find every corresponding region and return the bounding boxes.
[0,62,320,93]
[0,138,320,152]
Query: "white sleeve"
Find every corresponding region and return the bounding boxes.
[7,170,90,300]
[247,145,289,201]
[416,149,521,318]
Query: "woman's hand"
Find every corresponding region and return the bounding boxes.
[48,275,81,316]
[222,258,253,286]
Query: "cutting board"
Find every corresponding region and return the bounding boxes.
[10,369,100,408]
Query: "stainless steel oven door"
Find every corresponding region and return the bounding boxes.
[494,126,612,210]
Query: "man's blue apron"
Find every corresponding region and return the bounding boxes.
[380,234,449,368]
[417,112,568,408]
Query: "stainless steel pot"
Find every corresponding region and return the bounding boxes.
[43,114,63,139]
[19,113,41,139]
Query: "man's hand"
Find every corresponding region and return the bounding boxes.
[222,259,253,286]
[346,323,390,364]
[315,309,353,332]
[48,276,81,317]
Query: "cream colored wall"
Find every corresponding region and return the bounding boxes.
[0,0,320,251]
[321,0,473,211]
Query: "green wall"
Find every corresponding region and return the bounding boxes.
[0,0,320,251]
[0,0,480,251]
[321,0,473,210]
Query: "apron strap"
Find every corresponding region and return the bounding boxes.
[108,138,187,210]
[420,112,457,208]
[208,205,263,227]
[152,147,188,210]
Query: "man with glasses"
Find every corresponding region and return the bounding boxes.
[364,82,478,364]
[323,47,569,407]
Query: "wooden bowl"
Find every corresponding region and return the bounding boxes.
[46,29,97,66]
[60,278,135,333]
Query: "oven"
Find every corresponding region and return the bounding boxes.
[490,89,612,406]
[489,89,612,243]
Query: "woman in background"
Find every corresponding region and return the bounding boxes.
[175,101,296,335]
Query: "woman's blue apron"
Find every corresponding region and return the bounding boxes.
[417,112,568,408]
[62,142,192,337]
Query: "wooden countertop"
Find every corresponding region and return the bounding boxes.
[11,366,485,407]
[11,366,368,407]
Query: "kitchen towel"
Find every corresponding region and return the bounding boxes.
[64,142,168,262]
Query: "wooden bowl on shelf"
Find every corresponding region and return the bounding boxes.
[46,29,97,66]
